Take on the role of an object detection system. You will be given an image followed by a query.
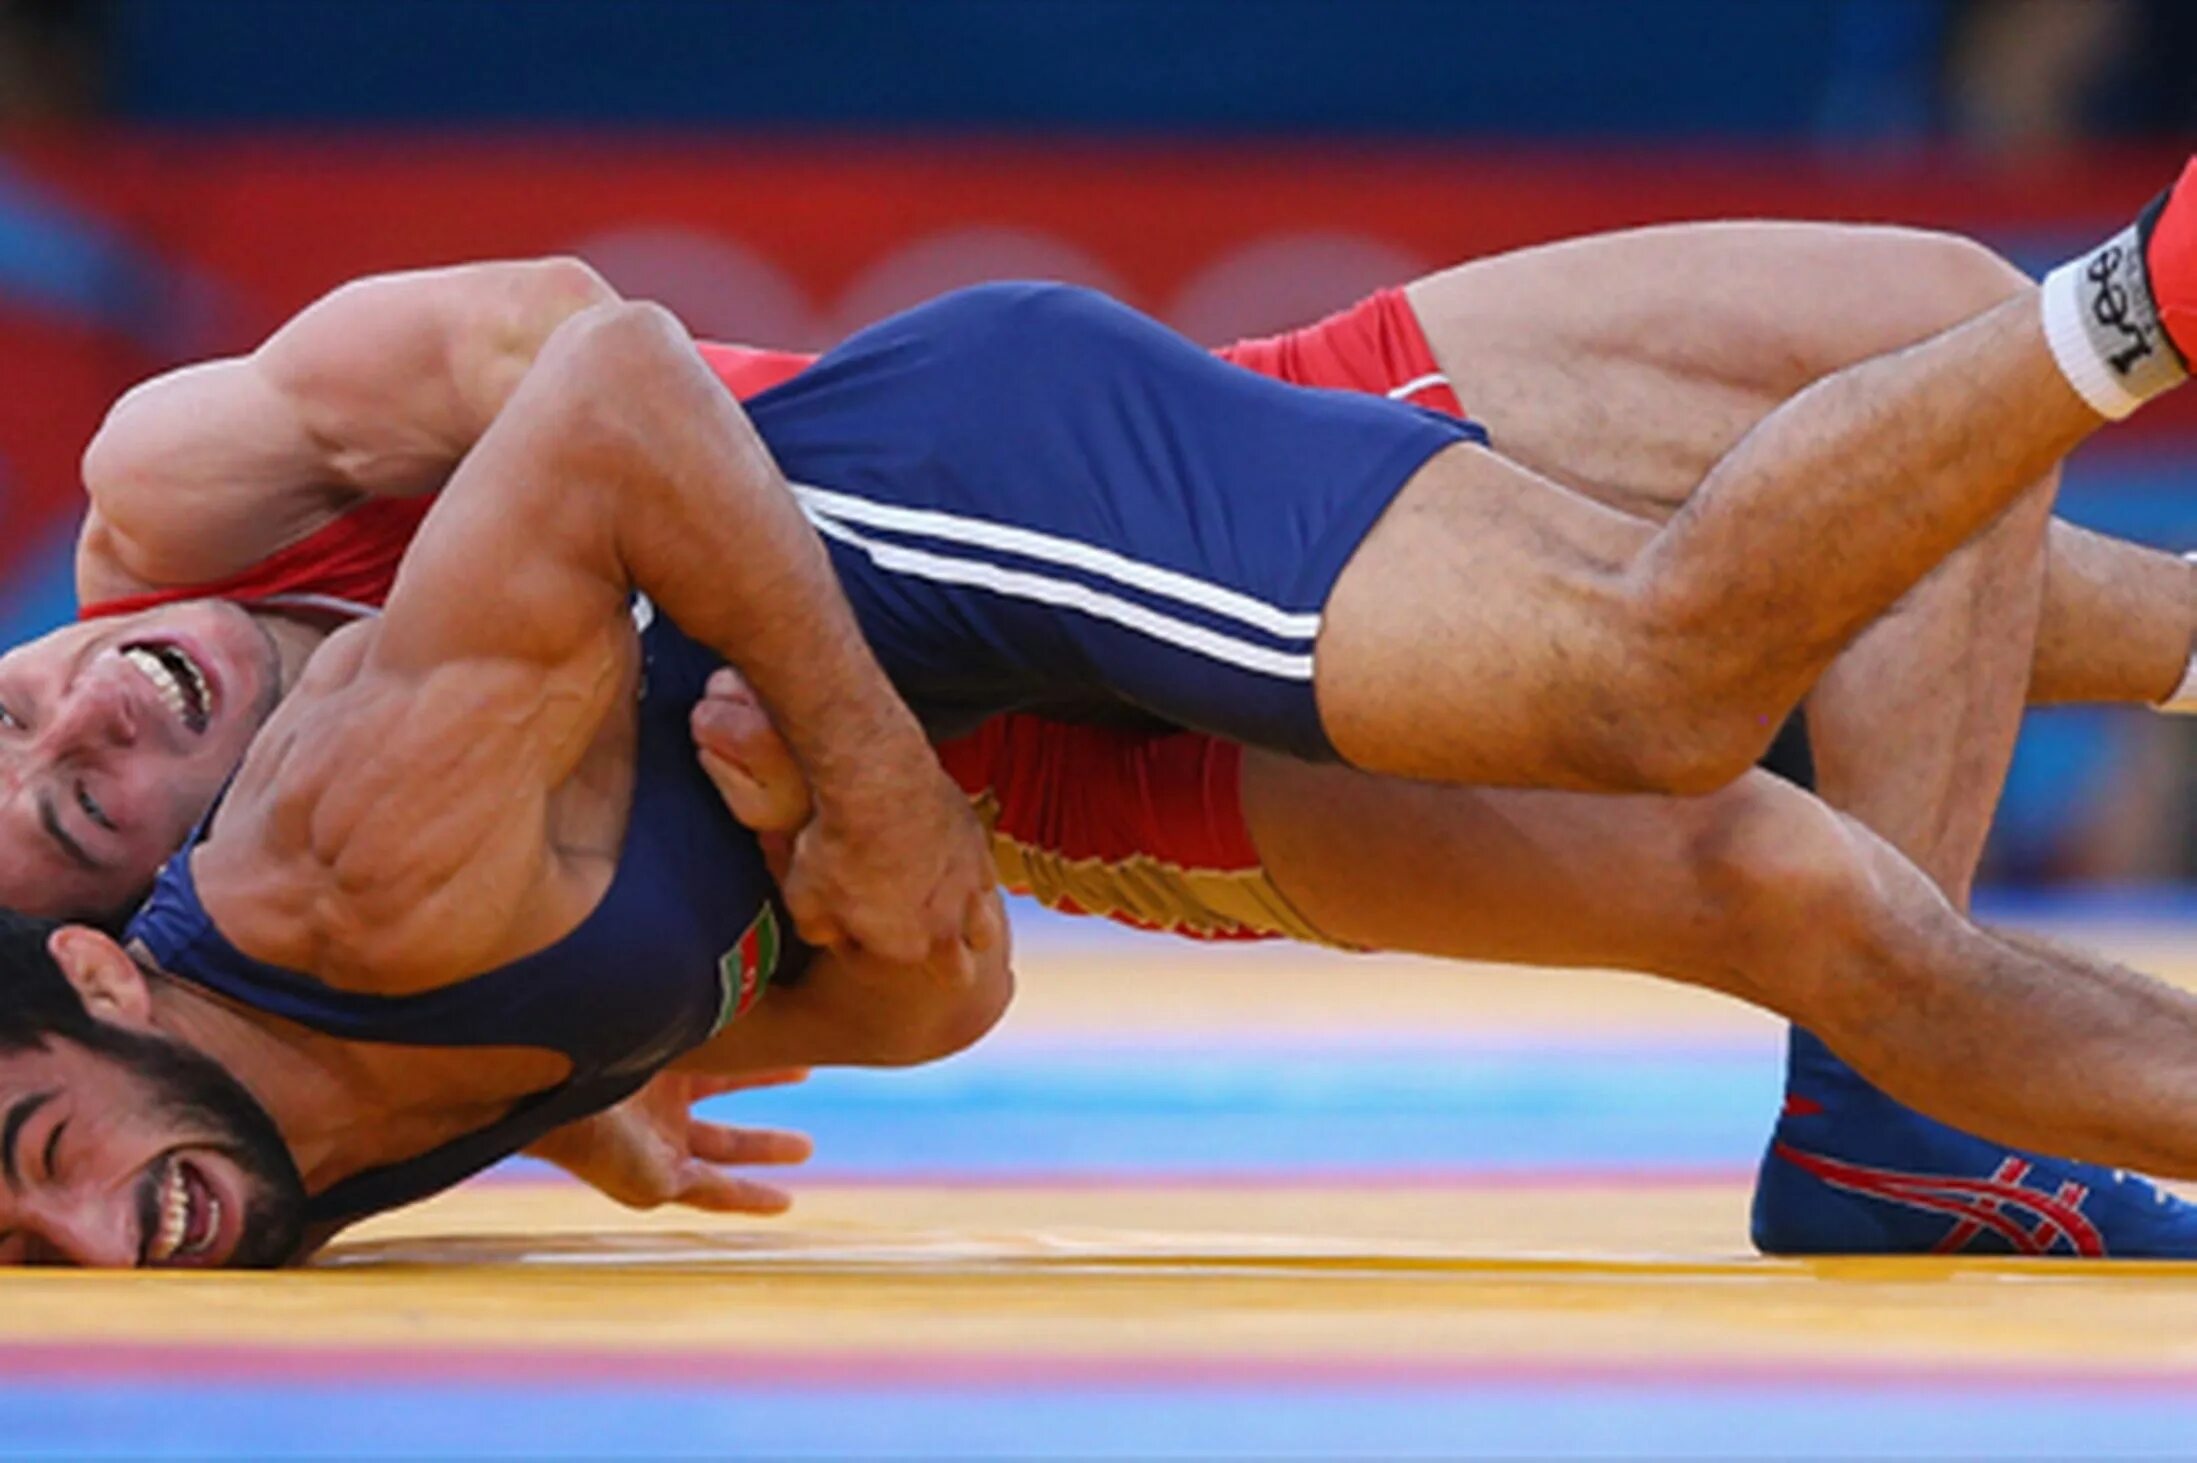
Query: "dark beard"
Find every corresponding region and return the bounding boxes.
[80,1020,307,1268]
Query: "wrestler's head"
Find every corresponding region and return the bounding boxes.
[0,601,284,923]
[0,911,305,1268]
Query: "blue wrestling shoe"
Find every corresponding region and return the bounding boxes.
[1751,1029,2197,1258]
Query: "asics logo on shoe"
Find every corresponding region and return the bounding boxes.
[1774,1142,2107,1256]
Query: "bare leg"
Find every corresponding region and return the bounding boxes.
[2033,522,2196,706]
[1243,758,2197,1180]
[1335,223,2194,1250]
[1402,220,2059,894]
[1400,220,2197,716]
[1319,255,2109,792]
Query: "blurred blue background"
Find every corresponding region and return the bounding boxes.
[2,0,2194,885]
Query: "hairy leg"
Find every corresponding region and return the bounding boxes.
[1379,220,2197,1253]
[1243,756,2197,1175]
[1403,220,2058,892]
[2033,521,2195,706]
[1403,220,2197,714]
[1320,245,2110,793]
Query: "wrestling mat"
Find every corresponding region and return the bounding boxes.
[9,915,2197,1458]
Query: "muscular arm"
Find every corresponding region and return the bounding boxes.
[284,301,990,976]
[77,258,616,600]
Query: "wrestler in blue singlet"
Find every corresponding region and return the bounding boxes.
[117,283,1479,1236]
[747,282,1485,761]
[126,613,807,1231]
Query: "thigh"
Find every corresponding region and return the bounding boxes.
[1313,440,1656,789]
[1406,222,2026,519]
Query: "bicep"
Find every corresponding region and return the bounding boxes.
[77,262,605,599]
[78,357,357,594]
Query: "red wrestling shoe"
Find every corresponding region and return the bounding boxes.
[2140,155,2197,369]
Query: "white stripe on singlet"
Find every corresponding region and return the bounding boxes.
[789,483,1322,642]
[801,507,1317,681]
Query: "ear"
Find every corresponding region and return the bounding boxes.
[46,925,154,1030]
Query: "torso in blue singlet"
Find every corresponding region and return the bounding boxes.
[127,610,806,1228]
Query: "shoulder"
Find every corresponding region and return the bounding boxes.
[193,625,619,994]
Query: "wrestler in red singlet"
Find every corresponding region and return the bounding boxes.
[84,292,1462,946]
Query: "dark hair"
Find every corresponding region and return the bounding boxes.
[0,908,99,1055]
[0,906,307,1266]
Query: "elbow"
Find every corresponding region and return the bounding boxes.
[526,256,619,315]
[876,947,1016,1068]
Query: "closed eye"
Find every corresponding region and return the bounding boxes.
[36,792,101,873]
[41,1120,65,1185]
[75,782,115,833]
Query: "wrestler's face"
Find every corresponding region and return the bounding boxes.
[0,1025,306,1269]
[0,603,281,920]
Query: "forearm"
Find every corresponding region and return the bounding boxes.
[675,944,1012,1076]
[568,304,935,813]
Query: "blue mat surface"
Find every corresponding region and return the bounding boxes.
[670,1045,1782,1177]
[16,1376,2197,1459]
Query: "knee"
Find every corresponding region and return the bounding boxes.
[1877,229,2033,326]
[1684,783,1883,979]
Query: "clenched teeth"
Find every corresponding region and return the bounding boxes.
[119,644,210,733]
[152,1162,187,1262]
[149,1161,221,1265]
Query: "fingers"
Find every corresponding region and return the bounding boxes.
[924,930,977,989]
[693,683,812,834]
[704,666,757,702]
[757,831,795,887]
[673,1164,795,1216]
[964,887,1006,955]
[688,1122,814,1167]
[692,673,801,791]
[696,746,811,838]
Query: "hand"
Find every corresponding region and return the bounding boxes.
[693,668,1005,986]
[524,1068,813,1214]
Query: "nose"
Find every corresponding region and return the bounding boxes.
[16,1190,141,1268]
[46,670,139,753]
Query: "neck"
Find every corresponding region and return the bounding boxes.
[248,611,338,697]
[132,953,573,1201]
[137,958,383,1194]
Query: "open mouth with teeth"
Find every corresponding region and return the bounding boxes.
[118,642,214,735]
[146,1154,224,1266]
